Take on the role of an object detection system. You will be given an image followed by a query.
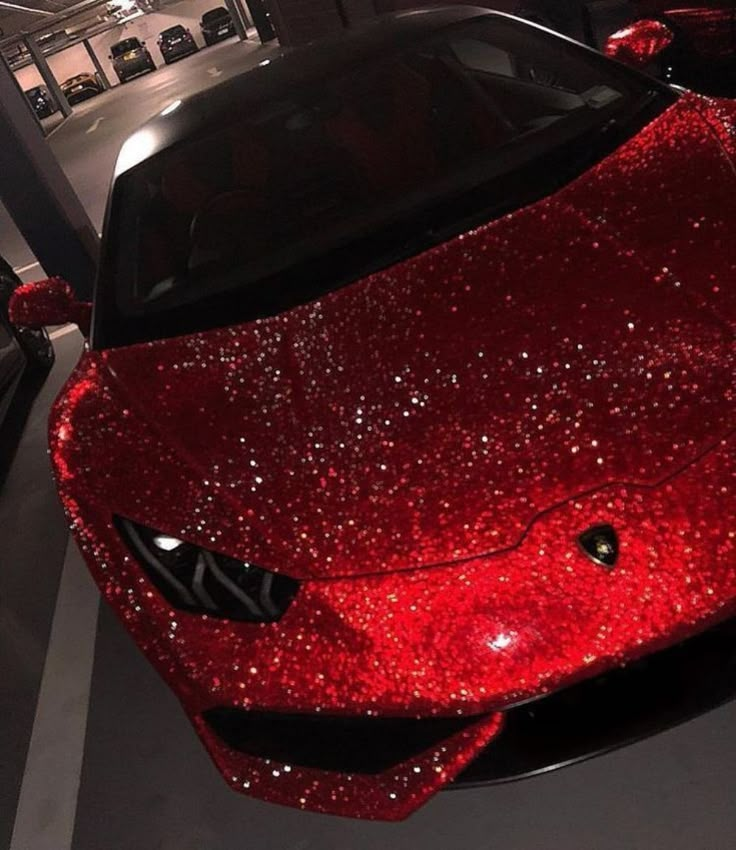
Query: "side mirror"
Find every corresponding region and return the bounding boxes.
[604,19,674,70]
[9,277,92,337]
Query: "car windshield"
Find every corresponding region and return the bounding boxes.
[162,26,186,37]
[203,8,228,22]
[96,15,674,348]
[111,39,141,56]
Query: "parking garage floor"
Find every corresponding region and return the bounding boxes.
[1,334,736,849]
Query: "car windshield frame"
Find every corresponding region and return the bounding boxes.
[111,39,142,57]
[92,14,676,350]
[202,8,229,22]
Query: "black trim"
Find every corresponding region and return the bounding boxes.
[116,516,300,622]
[454,615,736,786]
[203,707,480,773]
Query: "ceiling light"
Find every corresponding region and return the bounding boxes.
[0,1,55,14]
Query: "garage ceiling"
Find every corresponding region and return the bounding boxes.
[0,2,83,38]
[0,1,168,40]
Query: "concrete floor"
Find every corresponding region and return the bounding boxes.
[4,334,736,848]
[3,26,736,850]
[1,31,277,278]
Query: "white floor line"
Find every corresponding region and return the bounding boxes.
[49,324,78,341]
[12,261,40,275]
[10,537,100,850]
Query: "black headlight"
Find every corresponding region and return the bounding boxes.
[116,517,299,622]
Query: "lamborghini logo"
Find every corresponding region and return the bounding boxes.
[577,524,619,569]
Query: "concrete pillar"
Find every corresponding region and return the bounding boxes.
[24,35,71,119]
[83,38,112,90]
[268,0,374,45]
[241,0,277,42]
[0,55,99,299]
[223,0,249,40]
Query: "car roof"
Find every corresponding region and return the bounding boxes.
[115,6,496,175]
[161,24,187,33]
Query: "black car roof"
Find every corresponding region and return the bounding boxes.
[115,6,496,175]
[161,25,187,34]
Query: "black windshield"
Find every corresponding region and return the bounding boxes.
[95,15,674,348]
[202,8,229,22]
[111,39,142,56]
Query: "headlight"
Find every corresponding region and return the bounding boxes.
[116,517,299,622]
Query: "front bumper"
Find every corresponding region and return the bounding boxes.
[162,43,197,60]
[190,612,736,817]
[58,391,736,819]
[117,61,151,79]
[65,86,99,105]
[204,25,235,41]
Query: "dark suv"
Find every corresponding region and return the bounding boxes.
[110,37,156,83]
[200,7,237,45]
[158,24,200,63]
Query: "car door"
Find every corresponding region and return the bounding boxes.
[0,310,26,426]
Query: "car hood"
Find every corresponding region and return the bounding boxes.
[62,75,92,87]
[92,95,735,580]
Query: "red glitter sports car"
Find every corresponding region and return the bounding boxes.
[11,7,736,821]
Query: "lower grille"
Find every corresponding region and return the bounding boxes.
[202,707,480,774]
[455,615,736,786]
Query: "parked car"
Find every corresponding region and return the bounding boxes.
[60,72,104,105]
[200,6,237,44]
[24,85,57,119]
[379,0,736,93]
[10,7,736,822]
[158,24,200,64]
[0,256,53,428]
[109,36,156,82]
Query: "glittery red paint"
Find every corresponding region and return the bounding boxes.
[603,19,674,67]
[48,93,736,819]
[9,276,92,336]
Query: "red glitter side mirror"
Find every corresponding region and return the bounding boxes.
[604,19,675,70]
[9,277,92,337]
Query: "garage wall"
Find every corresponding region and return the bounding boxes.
[15,42,100,92]
[14,63,43,94]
